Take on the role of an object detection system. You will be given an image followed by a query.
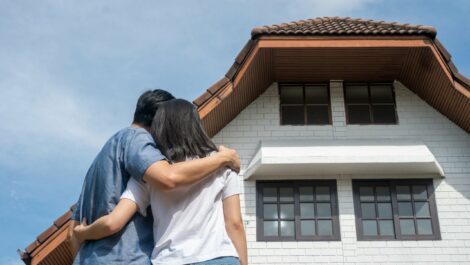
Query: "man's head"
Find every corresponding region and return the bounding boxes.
[133,89,175,128]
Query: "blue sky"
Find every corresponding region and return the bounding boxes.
[0,0,468,263]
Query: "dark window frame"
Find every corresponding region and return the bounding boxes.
[256,180,340,241]
[279,83,332,125]
[353,179,441,241]
[344,82,399,125]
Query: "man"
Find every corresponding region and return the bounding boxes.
[69,89,240,265]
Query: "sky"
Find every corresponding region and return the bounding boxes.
[0,0,468,263]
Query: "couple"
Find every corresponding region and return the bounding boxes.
[69,89,248,265]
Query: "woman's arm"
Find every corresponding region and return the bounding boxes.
[73,199,139,242]
[223,195,248,265]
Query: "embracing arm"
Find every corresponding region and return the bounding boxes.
[223,195,248,265]
[144,146,240,190]
[73,199,139,242]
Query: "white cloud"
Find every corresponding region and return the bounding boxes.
[0,51,111,167]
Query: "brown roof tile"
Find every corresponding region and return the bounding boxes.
[234,40,255,64]
[21,205,75,263]
[251,16,437,39]
[37,225,59,243]
[193,91,212,107]
[25,241,40,254]
[207,77,230,95]
[53,210,72,228]
[225,63,240,80]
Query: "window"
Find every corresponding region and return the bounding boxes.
[279,84,331,125]
[256,181,340,241]
[344,83,398,124]
[353,179,440,240]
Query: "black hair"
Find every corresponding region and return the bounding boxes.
[133,89,175,128]
[150,99,218,163]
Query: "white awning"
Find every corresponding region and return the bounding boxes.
[244,139,444,180]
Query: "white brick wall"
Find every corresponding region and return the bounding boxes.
[212,81,470,264]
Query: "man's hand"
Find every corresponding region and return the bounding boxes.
[218,145,240,173]
[68,220,84,258]
[72,218,88,244]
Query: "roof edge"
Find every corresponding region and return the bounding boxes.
[21,204,75,263]
[251,16,437,40]
[434,38,470,90]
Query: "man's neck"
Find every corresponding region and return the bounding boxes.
[131,123,150,131]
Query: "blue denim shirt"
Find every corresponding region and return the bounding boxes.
[72,127,164,265]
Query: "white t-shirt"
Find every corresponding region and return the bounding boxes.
[121,166,241,265]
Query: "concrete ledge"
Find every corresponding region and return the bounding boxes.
[244,139,445,180]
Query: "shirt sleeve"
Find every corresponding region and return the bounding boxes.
[121,178,151,217]
[124,130,166,182]
[71,182,86,221]
[71,194,82,221]
[222,169,241,199]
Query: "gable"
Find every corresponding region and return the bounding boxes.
[194,17,469,136]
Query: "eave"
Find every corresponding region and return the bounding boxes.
[195,36,469,136]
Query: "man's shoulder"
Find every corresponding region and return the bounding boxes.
[109,127,152,143]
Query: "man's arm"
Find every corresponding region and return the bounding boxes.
[143,146,240,190]
[223,195,248,265]
[73,199,139,241]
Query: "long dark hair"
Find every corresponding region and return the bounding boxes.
[150,99,218,163]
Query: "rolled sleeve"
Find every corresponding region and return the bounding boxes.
[71,190,83,221]
[222,169,241,199]
[125,130,166,182]
[121,178,151,217]
[71,201,81,221]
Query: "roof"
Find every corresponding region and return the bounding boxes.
[21,16,470,265]
[194,17,469,135]
[194,16,442,107]
[20,205,75,264]
[251,17,437,39]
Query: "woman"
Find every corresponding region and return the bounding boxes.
[73,99,248,265]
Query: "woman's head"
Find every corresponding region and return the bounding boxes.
[150,99,217,163]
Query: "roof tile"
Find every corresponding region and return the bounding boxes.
[207,77,230,95]
[235,40,255,64]
[25,241,40,254]
[251,17,437,39]
[225,63,240,80]
[53,210,72,228]
[193,92,212,107]
[37,225,59,243]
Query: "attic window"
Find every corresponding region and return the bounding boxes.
[279,84,331,125]
[344,83,398,124]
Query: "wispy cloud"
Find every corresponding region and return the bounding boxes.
[0,52,109,167]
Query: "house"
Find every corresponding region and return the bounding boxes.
[21,17,470,265]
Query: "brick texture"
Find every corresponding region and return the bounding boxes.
[212,81,470,264]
